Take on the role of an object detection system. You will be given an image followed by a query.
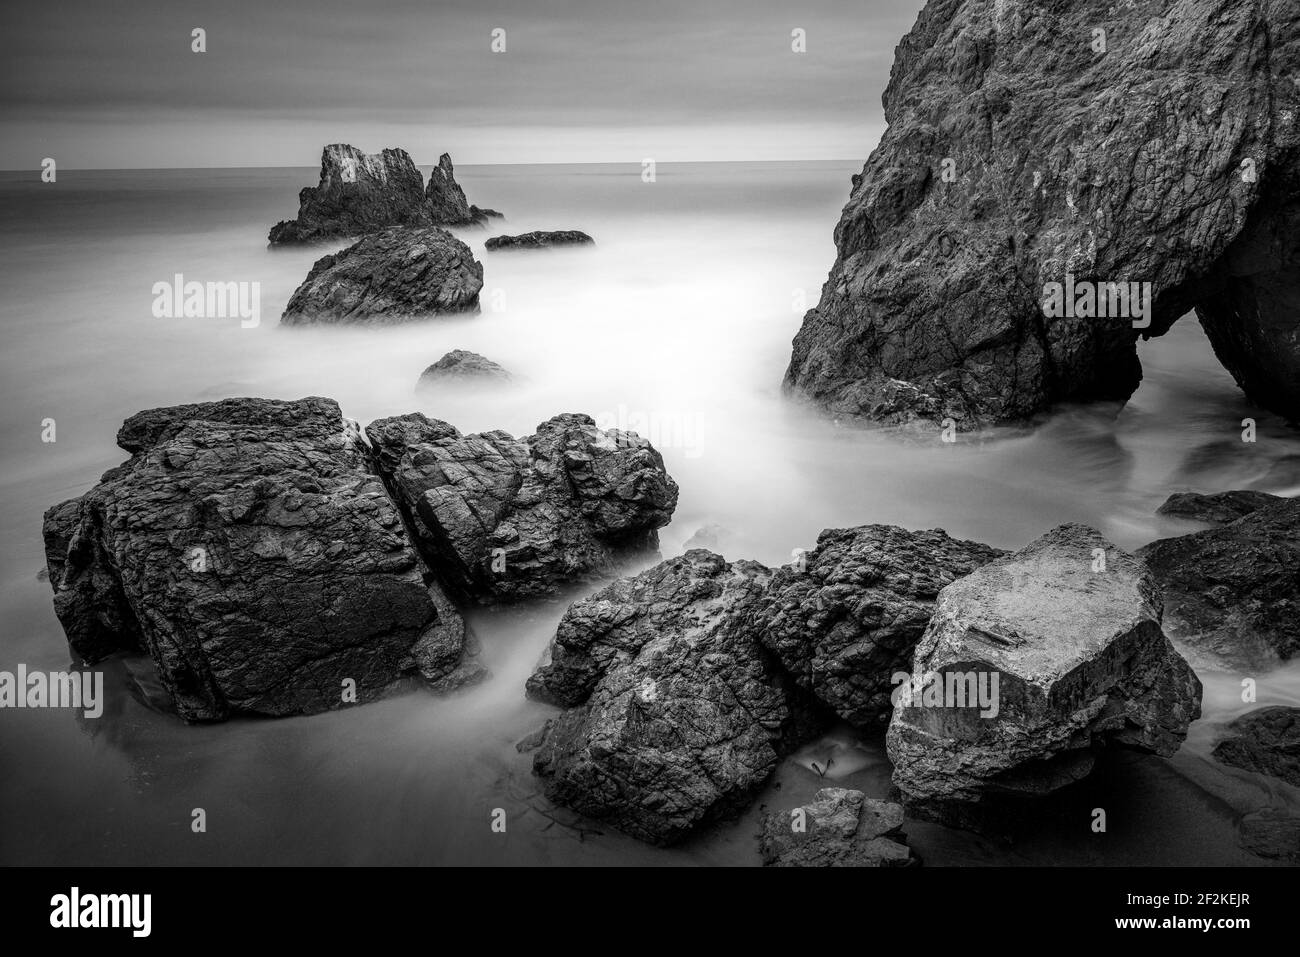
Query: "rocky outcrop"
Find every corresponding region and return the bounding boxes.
[527,551,822,845]
[1156,490,1283,526]
[365,412,679,603]
[268,145,494,245]
[759,788,916,867]
[744,525,1004,727]
[1213,707,1300,787]
[1138,497,1300,670]
[784,0,1300,429]
[280,227,483,324]
[41,397,473,722]
[485,230,594,251]
[416,350,512,390]
[887,524,1201,821]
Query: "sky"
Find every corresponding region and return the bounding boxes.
[0,0,925,169]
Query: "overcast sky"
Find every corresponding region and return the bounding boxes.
[1,0,924,169]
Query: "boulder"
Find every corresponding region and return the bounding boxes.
[886,524,1202,820]
[1156,490,1283,526]
[759,788,916,867]
[744,525,1004,727]
[280,227,483,324]
[365,412,678,602]
[40,397,472,722]
[1138,497,1300,670]
[1212,707,1300,787]
[784,0,1300,428]
[416,350,512,390]
[485,230,594,250]
[268,145,493,245]
[527,550,820,845]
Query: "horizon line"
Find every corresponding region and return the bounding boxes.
[0,157,865,173]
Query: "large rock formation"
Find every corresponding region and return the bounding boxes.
[1138,497,1300,670]
[527,550,821,845]
[1212,706,1300,787]
[280,227,483,324]
[41,397,472,722]
[785,0,1300,428]
[485,230,594,251]
[268,145,494,245]
[365,412,679,602]
[886,524,1202,819]
[758,788,916,867]
[743,525,1004,727]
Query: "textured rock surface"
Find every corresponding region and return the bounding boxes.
[745,525,1004,727]
[527,551,820,845]
[485,230,594,250]
[759,788,916,867]
[41,397,470,721]
[366,412,678,602]
[1138,497,1300,670]
[269,145,493,244]
[416,350,512,389]
[887,524,1202,817]
[785,0,1300,428]
[280,227,483,324]
[1156,489,1283,525]
[1212,707,1300,787]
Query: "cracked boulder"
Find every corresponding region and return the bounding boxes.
[280,227,483,324]
[886,524,1202,821]
[759,788,916,867]
[41,397,473,722]
[743,524,1004,727]
[365,412,678,603]
[526,550,823,845]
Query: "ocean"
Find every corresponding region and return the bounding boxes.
[1,160,1298,864]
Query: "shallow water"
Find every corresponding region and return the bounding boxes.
[1,161,1297,865]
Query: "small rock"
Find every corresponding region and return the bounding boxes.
[1212,707,1300,787]
[485,230,594,251]
[1156,490,1283,526]
[416,350,512,390]
[759,788,916,867]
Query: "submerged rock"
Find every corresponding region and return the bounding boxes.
[527,550,820,845]
[41,397,470,722]
[365,412,678,602]
[759,788,916,867]
[1138,497,1300,670]
[280,227,483,324]
[1212,707,1300,788]
[416,350,512,389]
[784,0,1300,428]
[269,145,494,245]
[485,230,594,250]
[1156,490,1283,526]
[745,525,1004,727]
[886,524,1201,822]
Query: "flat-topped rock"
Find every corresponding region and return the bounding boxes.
[485,230,593,250]
[1156,490,1283,526]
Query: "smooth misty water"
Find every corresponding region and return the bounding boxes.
[1,162,1298,865]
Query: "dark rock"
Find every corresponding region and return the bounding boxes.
[280,227,483,325]
[887,524,1201,820]
[1212,707,1300,787]
[527,550,820,845]
[269,145,494,245]
[784,0,1300,428]
[365,412,678,603]
[1156,490,1283,526]
[41,397,470,722]
[416,350,512,390]
[1240,808,1300,863]
[759,788,916,867]
[745,525,1005,728]
[485,230,594,251]
[1138,497,1300,670]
